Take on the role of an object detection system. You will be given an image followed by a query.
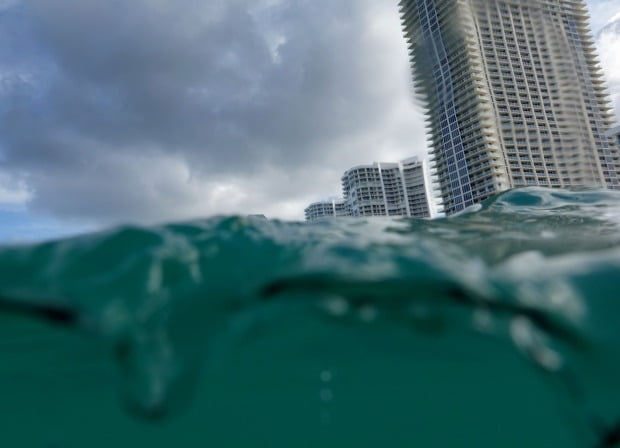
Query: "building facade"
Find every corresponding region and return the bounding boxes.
[400,0,620,215]
[305,157,432,221]
[608,125,620,150]
[402,157,435,217]
[304,199,347,221]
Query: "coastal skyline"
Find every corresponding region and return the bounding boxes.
[305,156,432,220]
[0,0,619,241]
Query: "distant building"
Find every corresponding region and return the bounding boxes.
[402,157,434,217]
[304,199,347,221]
[305,157,432,221]
[342,157,431,218]
[400,0,620,215]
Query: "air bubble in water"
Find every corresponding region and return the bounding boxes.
[358,305,378,322]
[322,297,349,316]
[320,388,333,403]
[320,369,333,383]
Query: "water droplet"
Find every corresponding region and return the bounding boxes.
[473,309,494,333]
[320,370,333,383]
[358,304,378,322]
[320,388,334,403]
[322,297,349,316]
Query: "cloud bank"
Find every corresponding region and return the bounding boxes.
[0,0,426,225]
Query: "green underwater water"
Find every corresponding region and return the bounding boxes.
[1,187,620,447]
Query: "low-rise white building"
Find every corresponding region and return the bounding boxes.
[304,199,347,221]
[305,157,432,221]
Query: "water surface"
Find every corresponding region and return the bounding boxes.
[1,187,619,447]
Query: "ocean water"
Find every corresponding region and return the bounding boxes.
[1,187,620,447]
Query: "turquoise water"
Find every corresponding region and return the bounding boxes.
[1,187,620,447]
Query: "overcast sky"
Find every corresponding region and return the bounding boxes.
[0,0,619,241]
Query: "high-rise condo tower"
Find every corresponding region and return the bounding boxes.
[400,0,620,215]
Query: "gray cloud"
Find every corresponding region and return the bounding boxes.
[0,0,426,224]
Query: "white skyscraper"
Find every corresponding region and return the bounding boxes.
[400,0,620,215]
